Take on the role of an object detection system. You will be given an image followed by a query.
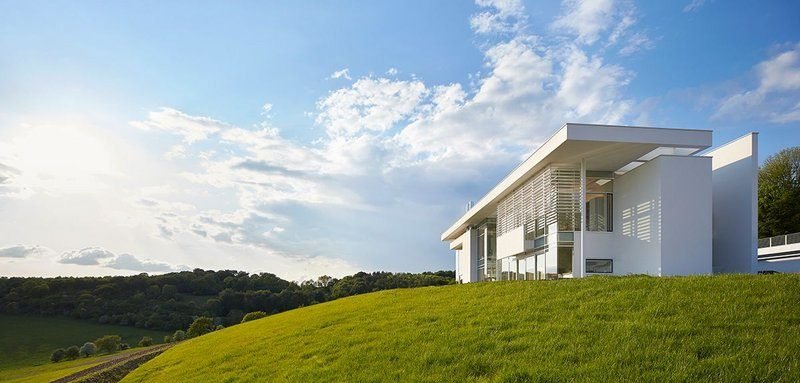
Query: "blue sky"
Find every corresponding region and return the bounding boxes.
[0,0,798,280]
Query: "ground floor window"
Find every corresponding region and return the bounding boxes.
[585,259,613,273]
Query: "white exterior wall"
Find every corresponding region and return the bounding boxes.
[580,232,614,274]
[706,133,758,273]
[659,156,713,275]
[455,231,470,283]
[456,228,480,283]
[497,226,525,259]
[612,158,663,275]
[609,155,712,276]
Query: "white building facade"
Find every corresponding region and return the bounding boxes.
[442,123,759,283]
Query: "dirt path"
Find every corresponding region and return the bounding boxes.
[51,344,173,383]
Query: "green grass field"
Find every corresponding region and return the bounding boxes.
[0,347,146,383]
[0,314,169,372]
[123,274,800,382]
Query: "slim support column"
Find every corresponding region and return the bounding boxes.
[579,158,586,278]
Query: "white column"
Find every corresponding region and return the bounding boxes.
[579,158,586,278]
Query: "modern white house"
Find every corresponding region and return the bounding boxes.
[442,123,759,283]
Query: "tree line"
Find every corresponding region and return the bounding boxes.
[0,269,454,331]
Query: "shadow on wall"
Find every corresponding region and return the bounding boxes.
[621,198,661,243]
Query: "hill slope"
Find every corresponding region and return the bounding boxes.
[123,275,800,382]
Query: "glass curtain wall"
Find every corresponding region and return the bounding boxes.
[476,219,496,282]
[496,164,581,280]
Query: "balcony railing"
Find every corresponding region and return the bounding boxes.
[758,232,800,248]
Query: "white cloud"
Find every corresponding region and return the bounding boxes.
[59,247,116,265]
[130,107,228,143]
[470,0,526,34]
[58,246,182,272]
[316,77,427,137]
[714,43,800,123]
[551,0,652,55]
[330,68,352,80]
[552,0,616,44]
[106,253,178,272]
[386,68,398,76]
[0,245,50,258]
[683,0,710,13]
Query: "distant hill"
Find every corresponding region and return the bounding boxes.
[123,275,800,382]
[0,270,454,331]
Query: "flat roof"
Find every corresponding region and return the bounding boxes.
[440,123,712,241]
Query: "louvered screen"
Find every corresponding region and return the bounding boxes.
[496,164,581,237]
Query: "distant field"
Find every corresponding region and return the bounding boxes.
[0,314,169,372]
[124,274,800,382]
[0,347,144,383]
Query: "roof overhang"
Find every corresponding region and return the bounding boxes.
[440,123,712,241]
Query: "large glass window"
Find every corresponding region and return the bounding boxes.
[557,247,573,277]
[586,173,614,232]
[535,251,546,280]
[499,257,517,281]
[586,193,613,231]
[476,220,496,282]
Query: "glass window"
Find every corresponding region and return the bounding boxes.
[536,251,545,281]
[586,259,613,273]
[500,257,517,281]
[586,193,613,232]
[586,175,613,232]
[524,256,537,280]
[557,247,573,277]
[545,247,558,280]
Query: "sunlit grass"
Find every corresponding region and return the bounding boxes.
[124,275,800,382]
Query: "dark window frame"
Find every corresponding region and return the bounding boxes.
[585,258,613,274]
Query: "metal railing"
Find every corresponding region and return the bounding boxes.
[758,232,800,248]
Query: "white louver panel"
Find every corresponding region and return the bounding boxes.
[496,164,581,238]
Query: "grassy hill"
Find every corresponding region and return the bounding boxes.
[123,275,800,382]
[0,314,169,372]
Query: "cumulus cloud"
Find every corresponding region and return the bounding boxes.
[470,0,527,34]
[131,107,229,143]
[316,77,427,137]
[330,68,352,80]
[0,245,50,258]
[105,253,176,272]
[59,247,116,265]
[714,43,800,123]
[58,247,181,272]
[551,0,652,55]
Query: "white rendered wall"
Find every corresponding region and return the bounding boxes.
[658,156,713,275]
[612,158,663,275]
[608,155,712,276]
[706,133,758,273]
[580,232,614,275]
[497,226,525,259]
[456,228,480,283]
[455,231,470,283]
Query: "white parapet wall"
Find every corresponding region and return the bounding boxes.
[706,133,759,273]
